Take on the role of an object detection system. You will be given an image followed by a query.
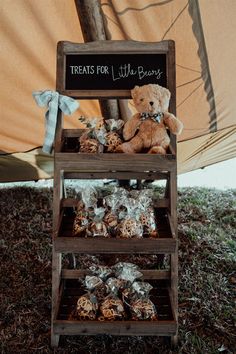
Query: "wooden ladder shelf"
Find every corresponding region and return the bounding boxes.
[51,40,178,347]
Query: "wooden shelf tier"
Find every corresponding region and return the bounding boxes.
[54,206,177,254]
[54,129,176,174]
[53,279,177,336]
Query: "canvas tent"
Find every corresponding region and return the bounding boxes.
[0,0,236,182]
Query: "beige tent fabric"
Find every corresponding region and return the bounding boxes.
[0,0,236,181]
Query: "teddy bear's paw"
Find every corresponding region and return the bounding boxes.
[148,146,166,154]
[115,143,135,154]
[114,145,124,153]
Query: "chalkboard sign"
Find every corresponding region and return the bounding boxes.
[57,40,175,98]
[65,54,167,91]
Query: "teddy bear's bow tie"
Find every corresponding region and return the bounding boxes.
[140,112,163,123]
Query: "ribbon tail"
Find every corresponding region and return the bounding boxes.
[42,98,59,154]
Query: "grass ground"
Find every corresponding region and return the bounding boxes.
[0,186,235,354]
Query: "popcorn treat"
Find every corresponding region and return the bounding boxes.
[139,209,158,238]
[89,265,113,281]
[132,281,153,297]
[117,267,143,283]
[118,217,143,239]
[93,283,108,302]
[84,275,103,291]
[129,190,158,237]
[78,116,107,153]
[105,119,124,132]
[104,211,118,236]
[73,211,89,236]
[106,277,127,295]
[99,295,125,321]
[86,207,109,238]
[104,211,118,228]
[79,138,103,153]
[76,293,98,320]
[103,187,128,211]
[130,298,157,320]
[73,200,88,236]
[106,132,123,152]
[112,262,142,284]
[87,221,109,237]
[112,262,140,274]
[117,197,143,238]
[81,187,98,210]
[122,281,153,305]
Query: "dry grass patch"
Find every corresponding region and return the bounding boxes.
[0,186,235,353]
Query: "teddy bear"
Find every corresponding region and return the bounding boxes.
[116,84,183,154]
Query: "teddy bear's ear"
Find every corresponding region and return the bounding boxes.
[163,87,171,101]
[131,86,140,100]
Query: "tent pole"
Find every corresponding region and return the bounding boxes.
[74,0,120,121]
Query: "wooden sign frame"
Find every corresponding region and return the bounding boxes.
[56,40,176,109]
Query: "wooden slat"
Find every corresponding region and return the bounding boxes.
[63,129,84,137]
[63,171,169,180]
[59,39,171,53]
[53,319,177,336]
[55,152,176,172]
[61,198,169,208]
[167,214,176,239]
[54,237,176,254]
[61,269,171,280]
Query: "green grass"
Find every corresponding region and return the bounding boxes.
[0,186,235,353]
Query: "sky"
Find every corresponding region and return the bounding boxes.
[177,157,236,190]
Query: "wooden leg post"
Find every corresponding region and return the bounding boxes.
[170,170,178,346]
[51,166,63,347]
[51,252,61,347]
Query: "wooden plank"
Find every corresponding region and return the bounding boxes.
[59,39,171,55]
[167,40,176,155]
[61,198,169,208]
[54,110,63,153]
[51,252,62,347]
[63,129,84,137]
[54,238,176,254]
[55,152,176,172]
[63,171,169,180]
[167,213,176,239]
[53,319,176,336]
[61,269,171,280]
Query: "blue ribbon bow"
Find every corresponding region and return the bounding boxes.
[32,90,79,154]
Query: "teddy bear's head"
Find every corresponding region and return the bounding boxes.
[131,84,171,115]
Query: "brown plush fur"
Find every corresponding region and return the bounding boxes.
[116,84,183,154]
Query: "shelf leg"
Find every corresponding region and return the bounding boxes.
[51,332,60,348]
[171,334,178,348]
[51,252,61,348]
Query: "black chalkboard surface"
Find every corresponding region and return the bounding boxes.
[57,40,175,98]
[65,54,167,90]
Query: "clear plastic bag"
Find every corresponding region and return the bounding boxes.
[89,265,113,281]
[117,198,143,238]
[130,298,157,320]
[99,294,125,321]
[86,207,109,237]
[76,292,98,320]
[84,275,103,290]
